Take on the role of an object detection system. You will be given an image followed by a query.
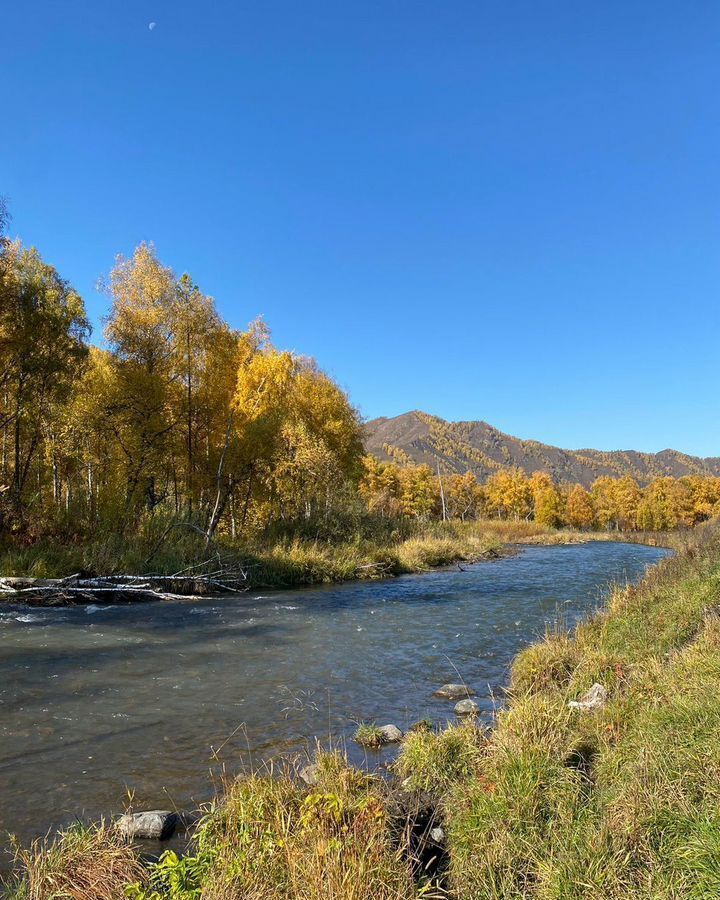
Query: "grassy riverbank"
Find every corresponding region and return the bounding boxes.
[8,524,718,898]
[0,519,678,592]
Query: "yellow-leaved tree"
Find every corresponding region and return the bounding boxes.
[529,471,564,528]
[565,484,595,530]
[0,241,89,519]
[485,468,532,520]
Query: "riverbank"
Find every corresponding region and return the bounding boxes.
[6,527,715,898]
[0,519,681,600]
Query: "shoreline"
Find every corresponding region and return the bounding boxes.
[0,524,683,607]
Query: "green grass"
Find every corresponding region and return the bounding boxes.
[394,721,487,794]
[125,752,418,900]
[353,722,386,749]
[436,520,720,898]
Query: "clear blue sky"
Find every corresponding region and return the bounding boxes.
[3,2,719,456]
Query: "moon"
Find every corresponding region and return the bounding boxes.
[148,21,157,30]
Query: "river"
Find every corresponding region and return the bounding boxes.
[0,541,668,861]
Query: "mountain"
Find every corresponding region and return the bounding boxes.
[363,411,720,488]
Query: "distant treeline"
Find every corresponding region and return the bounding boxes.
[360,459,720,531]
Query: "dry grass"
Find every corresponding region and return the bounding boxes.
[8,823,145,900]
[128,753,420,900]
[1,517,641,590]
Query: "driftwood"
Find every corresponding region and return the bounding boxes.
[0,568,251,607]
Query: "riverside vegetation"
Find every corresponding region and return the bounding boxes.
[8,520,720,898]
[0,202,717,591]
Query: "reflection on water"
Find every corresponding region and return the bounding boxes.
[0,542,667,855]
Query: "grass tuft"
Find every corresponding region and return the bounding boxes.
[395,721,486,794]
[8,822,145,900]
[354,722,386,749]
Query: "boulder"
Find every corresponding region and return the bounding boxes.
[568,683,608,711]
[378,724,403,743]
[454,698,479,716]
[433,684,476,700]
[116,810,179,841]
[299,763,320,786]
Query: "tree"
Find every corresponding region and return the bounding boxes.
[591,477,620,530]
[681,476,720,524]
[447,471,484,521]
[0,242,90,514]
[101,244,180,515]
[170,273,223,513]
[485,468,532,520]
[565,484,595,529]
[398,465,437,518]
[359,457,402,518]
[636,478,694,531]
[614,476,642,531]
[530,471,564,528]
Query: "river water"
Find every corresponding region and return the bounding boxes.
[0,541,667,858]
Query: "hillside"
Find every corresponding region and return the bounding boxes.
[364,410,720,487]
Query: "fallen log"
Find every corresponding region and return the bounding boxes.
[0,569,250,606]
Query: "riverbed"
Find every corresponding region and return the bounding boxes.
[0,541,668,858]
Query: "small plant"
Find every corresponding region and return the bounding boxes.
[353,722,385,749]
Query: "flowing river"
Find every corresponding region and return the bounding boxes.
[0,541,668,862]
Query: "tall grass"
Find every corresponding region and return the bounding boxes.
[0,512,682,589]
[437,520,720,898]
[0,519,513,587]
[7,823,145,900]
[124,753,419,900]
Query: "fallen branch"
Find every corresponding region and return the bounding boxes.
[0,569,251,606]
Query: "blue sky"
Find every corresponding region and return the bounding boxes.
[3,1,719,456]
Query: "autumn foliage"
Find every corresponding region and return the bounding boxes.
[0,239,363,542]
[1,224,717,548]
[359,459,720,532]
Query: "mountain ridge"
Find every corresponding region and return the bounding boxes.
[363,411,720,488]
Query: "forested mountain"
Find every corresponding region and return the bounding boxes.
[364,411,720,488]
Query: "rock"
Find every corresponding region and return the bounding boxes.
[568,683,608,711]
[116,810,179,841]
[299,763,320,786]
[408,719,433,733]
[430,826,445,843]
[454,698,479,716]
[378,724,403,743]
[433,684,476,700]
